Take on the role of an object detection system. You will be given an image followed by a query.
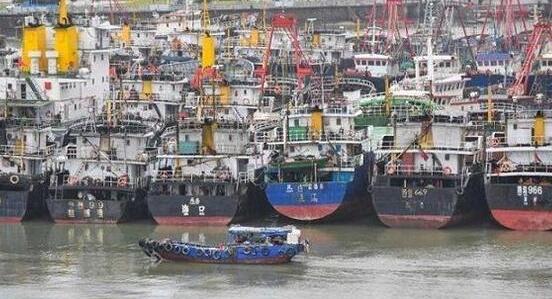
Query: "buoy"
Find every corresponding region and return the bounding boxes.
[9,175,19,185]
[196,248,204,257]
[443,166,452,176]
[261,246,270,256]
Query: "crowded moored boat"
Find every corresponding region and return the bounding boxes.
[0,0,550,232]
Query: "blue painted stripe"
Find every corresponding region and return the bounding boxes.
[266,181,348,207]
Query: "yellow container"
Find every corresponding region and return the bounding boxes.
[55,25,79,72]
[533,111,545,146]
[21,25,47,72]
[201,34,215,68]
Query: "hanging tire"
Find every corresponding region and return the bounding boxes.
[172,245,182,254]
[261,246,270,256]
[278,249,285,256]
[182,246,190,256]
[163,243,173,252]
[243,246,252,255]
[213,250,221,260]
[196,248,204,257]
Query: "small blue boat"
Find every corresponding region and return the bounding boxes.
[138,226,309,264]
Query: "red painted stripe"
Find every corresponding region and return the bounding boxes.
[53,219,118,224]
[378,214,452,229]
[491,209,552,231]
[0,216,24,223]
[273,204,339,221]
[153,216,232,226]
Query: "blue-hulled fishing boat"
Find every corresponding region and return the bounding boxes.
[138,226,309,264]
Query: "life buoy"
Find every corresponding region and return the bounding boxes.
[274,85,282,95]
[68,176,78,185]
[500,161,513,172]
[172,245,182,254]
[443,166,452,176]
[182,246,190,255]
[196,248,204,257]
[9,175,19,185]
[117,175,129,188]
[490,137,500,147]
[261,246,270,256]
[386,164,396,175]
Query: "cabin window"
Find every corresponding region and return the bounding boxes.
[228,134,233,141]
[375,60,381,66]
[126,139,130,146]
[513,124,517,130]
[234,90,238,97]
[184,135,189,141]
[84,163,89,170]
[294,119,299,127]
[491,61,497,66]
[498,60,504,66]
[368,60,374,66]
[445,154,450,161]
[336,118,341,126]
[244,90,247,95]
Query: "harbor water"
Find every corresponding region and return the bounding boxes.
[1,221,552,299]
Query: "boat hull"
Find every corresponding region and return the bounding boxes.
[265,154,373,222]
[0,175,49,223]
[47,186,148,224]
[139,240,302,264]
[485,184,552,231]
[372,173,487,229]
[147,182,270,226]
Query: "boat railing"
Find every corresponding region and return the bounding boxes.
[154,171,236,183]
[487,136,552,148]
[270,129,364,143]
[54,174,147,189]
[487,163,552,175]
[377,142,480,153]
[1,117,60,129]
[479,102,523,112]
[385,164,460,177]
[0,144,55,158]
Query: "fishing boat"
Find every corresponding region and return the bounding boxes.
[46,115,156,224]
[138,226,308,264]
[371,108,488,229]
[0,1,111,222]
[263,97,373,222]
[485,110,552,230]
